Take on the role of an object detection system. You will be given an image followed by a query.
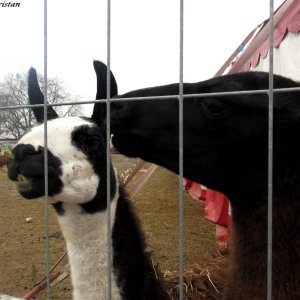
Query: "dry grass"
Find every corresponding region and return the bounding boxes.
[164,250,229,300]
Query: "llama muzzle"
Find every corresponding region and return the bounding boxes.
[16,174,32,192]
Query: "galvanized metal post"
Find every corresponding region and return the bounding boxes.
[179,0,184,299]
[106,0,112,299]
[267,1,274,300]
[43,0,51,299]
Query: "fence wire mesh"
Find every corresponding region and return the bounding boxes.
[1,0,298,299]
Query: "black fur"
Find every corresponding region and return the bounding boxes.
[71,124,117,213]
[8,144,63,199]
[107,71,300,299]
[113,186,170,300]
[110,72,300,207]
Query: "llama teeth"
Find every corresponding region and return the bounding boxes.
[16,174,32,192]
[17,174,29,183]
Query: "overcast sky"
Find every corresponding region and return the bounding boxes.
[0,0,282,115]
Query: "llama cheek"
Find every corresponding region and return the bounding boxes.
[57,174,99,204]
[64,161,94,181]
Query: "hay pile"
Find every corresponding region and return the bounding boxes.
[164,249,229,300]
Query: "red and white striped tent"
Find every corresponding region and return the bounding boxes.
[185,0,300,244]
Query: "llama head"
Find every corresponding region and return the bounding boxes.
[8,61,118,212]
[110,72,300,206]
[9,117,104,203]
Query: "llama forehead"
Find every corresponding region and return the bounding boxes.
[18,117,94,156]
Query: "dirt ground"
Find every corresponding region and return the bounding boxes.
[0,155,217,299]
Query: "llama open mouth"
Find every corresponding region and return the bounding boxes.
[17,174,33,192]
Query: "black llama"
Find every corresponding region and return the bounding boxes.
[107,71,300,300]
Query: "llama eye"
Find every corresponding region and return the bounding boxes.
[84,136,100,148]
[204,99,226,113]
[202,98,229,119]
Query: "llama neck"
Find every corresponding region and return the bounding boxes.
[56,197,122,300]
[224,197,300,300]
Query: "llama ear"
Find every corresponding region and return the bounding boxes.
[91,60,118,125]
[28,67,58,123]
[93,60,118,99]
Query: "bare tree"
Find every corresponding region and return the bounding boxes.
[38,74,82,118]
[0,72,82,140]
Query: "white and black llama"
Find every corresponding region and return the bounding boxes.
[107,71,300,299]
[8,62,170,300]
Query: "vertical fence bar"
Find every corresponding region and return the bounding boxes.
[267,0,274,299]
[43,0,51,299]
[106,0,112,299]
[179,0,184,299]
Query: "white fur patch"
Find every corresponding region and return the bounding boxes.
[18,117,99,204]
[57,190,122,300]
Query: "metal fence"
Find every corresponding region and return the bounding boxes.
[1,0,300,300]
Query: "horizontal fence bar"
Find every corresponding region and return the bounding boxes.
[1,86,300,111]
